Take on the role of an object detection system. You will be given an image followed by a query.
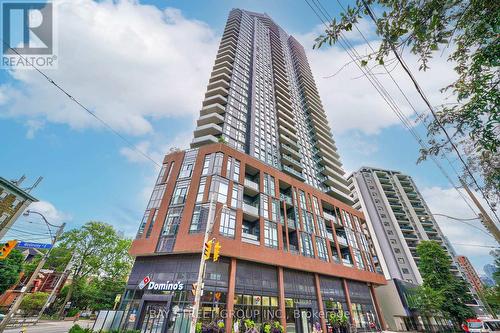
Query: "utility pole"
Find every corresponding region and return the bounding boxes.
[34,255,73,324]
[0,222,65,332]
[189,196,224,333]
[460,178,500,245]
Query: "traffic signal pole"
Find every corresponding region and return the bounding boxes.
[189,196,224,333]
[0,222,65,333]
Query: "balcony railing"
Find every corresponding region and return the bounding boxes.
[242,203,259,217]
[280,193,293,205]
[244,178,259,192]
[242,232,260,245]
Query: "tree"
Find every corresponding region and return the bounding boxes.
[54,221,133,315]
[314,0,500,202]
[413,285,444,319]
[482,250,500,313]
[19,292,49,316]
[0,249,24,294]
[416,241,474,324]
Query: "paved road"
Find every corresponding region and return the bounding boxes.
[4,320,94,333]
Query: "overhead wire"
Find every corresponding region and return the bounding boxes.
[0,38,162,169]
[304,0,480,216]
[360,0,500,223]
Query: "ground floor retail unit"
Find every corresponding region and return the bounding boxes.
[119,254,384,333]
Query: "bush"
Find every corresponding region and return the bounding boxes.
[66,308,80,317]
[20,292,49,316]
[68,324,92,333]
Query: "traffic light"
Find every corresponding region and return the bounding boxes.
[213,241,221,262]
[204,239,213,260]
[0,240,18,260]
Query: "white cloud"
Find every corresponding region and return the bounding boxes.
[421,186,497,272]
[296,22,458,136]
[119,131,192,164]
[0,0,218,136]
[25,200,72,225]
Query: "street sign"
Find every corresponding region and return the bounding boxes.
[17,241,52,249]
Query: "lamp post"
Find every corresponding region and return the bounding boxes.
[0,210,65,333]
[189,194,226,333]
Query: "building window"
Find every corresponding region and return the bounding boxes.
[161,207,183,236]
[353,249,365,270]
[264,221,278,249]
[202,155,211,175]
[190,204,209,233]
[219,208,236,238]
[263,173,275,196]
[402,268,409,274]
[398,258,405,264]
[317,217,328,238]
[156,163,168,185]
[394,248,401,253]
[147,184,167,209]
[136,210,151,238]
[300,232,314,258]
[390,239,397,245]
[145,210,159,238]
[299,191,307,210]
[271,199,280,222]
[227,157,241,183]
[196,177,207,203]
[171,180,190,205]
[231,184,242,209]
[210,176,229,204]
[316,237,328,261]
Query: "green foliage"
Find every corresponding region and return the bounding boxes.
[263,321,284,333]
[416,241,475,323]
[66,308,80,317]
[68,324,92,333]
[328,310,348,328]
[413,285,444,317]
[0,249,24,294]
[314,0,500,201]
[19,292,49,316]
[52,221,133,312]
[23,254,43,278]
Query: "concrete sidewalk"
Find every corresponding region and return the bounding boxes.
[4,320,94,333]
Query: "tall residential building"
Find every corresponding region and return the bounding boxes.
[348,167,460,284]
[0,176,38,239]
[122,9,387,333]
[190,9,351,204]
[348,167,485,331]
[456,255,484,294]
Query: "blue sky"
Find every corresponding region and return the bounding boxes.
[0,0,496,273]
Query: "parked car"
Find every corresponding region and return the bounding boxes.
[462,319,500,333]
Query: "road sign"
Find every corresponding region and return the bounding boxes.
[16,241,52,249]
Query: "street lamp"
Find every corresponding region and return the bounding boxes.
[23,209,59,241]
[0,210,65,332]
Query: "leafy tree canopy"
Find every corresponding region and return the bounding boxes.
[52,221,133,313]
[0,249,24,294]
[314,0,499,202]
[20,292,49,316]
[416,241,475,323]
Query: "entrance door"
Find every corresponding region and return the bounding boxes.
[140,302,170,333]
[298,308,312,333]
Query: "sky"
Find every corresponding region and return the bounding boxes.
[0,0,497,275]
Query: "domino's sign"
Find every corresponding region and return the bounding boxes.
[138,276,184,291]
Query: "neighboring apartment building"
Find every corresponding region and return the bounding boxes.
[122,9,387,333]
[0,177,38,239]
[456,255,484,294]
[190,9,351,204]
[348,167,484,331]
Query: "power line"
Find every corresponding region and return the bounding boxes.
[359,0,500,224]
[305,0,480,217]
[452,243,498,249]
[432,213,480,221]
[0,38,161,169]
